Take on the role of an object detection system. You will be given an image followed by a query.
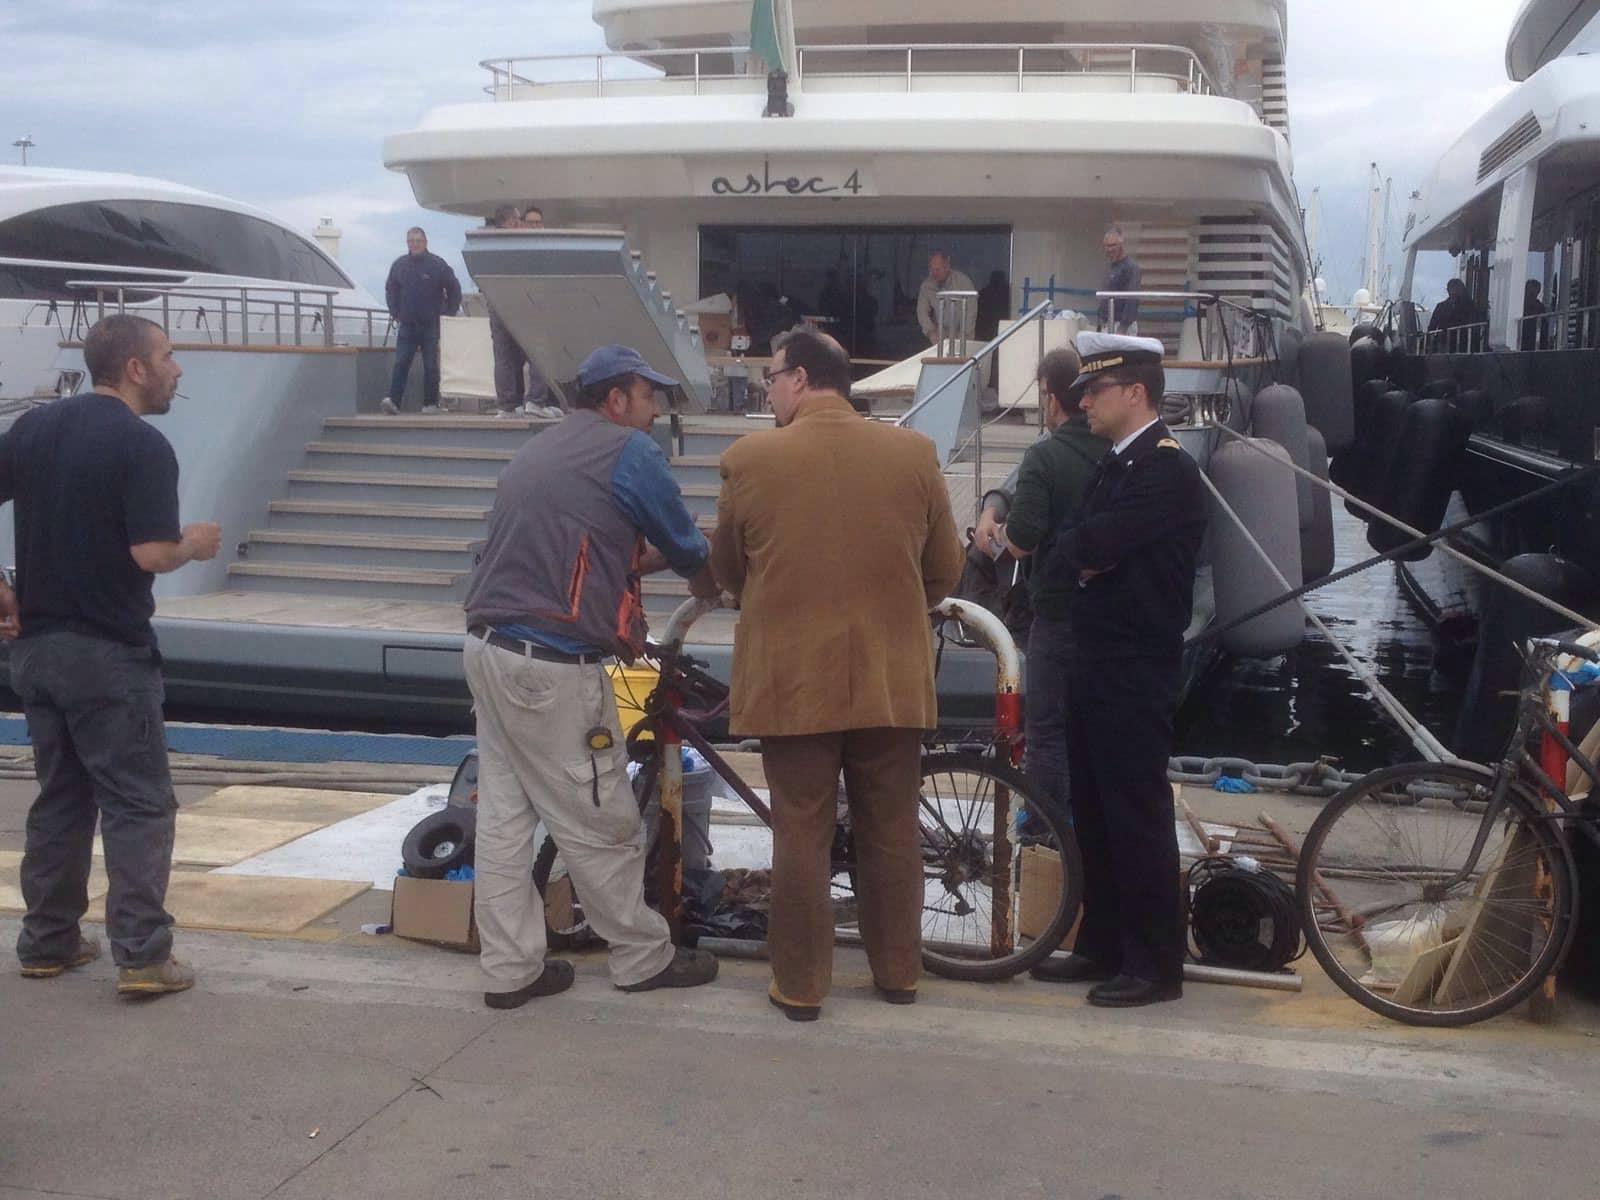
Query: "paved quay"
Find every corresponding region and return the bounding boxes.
[6,772,1600,1198]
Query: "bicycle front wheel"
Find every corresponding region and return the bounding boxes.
[916,752,1083,981]
[1296,761,1573,1027]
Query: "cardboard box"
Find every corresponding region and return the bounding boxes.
[697,312,733,351]
[1019,844,1081,948]
[391,875,478,951]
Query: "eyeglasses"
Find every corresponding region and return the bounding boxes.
[1085,377,1133,398]
[763,365,800,384]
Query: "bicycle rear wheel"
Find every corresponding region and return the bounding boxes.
[1296,761,1573,1027]
[916,751,1082,981]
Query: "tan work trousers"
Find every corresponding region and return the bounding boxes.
[464,636,675,993]
[762,727,924,1006]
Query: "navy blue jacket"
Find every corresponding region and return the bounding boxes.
[385,251,462,324]
[1040,420,1206,661]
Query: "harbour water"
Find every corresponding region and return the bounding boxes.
[1177,508,1464,774]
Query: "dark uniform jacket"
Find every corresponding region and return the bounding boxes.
[385,251,462,324]
[1040,419,1207,661]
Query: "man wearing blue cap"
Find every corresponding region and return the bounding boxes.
[462,344,720,1009]
[1031,332,1206,1007]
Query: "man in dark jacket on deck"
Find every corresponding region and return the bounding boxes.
[380,227,462,415]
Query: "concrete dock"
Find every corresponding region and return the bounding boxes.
[5,767,1600,1199]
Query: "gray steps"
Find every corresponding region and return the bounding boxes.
[266,499,490,537]
[667,455,723,488]
[676,484,722,519]
[225,561,466,602]
[285,469,500,508]
[320,415,555,450]
[305,441,516,477]
[241,530,481,571]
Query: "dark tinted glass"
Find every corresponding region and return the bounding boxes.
[700,225,1010,363]
[0,200,352,291]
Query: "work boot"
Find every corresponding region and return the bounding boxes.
[19,933,102,979]
[616,946,718,992]
[116,955,195,998]
[484,960,575,1010]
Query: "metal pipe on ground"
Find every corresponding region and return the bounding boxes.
[694,938,1304,992]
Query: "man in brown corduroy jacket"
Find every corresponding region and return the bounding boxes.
[711,329,963,1020]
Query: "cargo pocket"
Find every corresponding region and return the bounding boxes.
[563,754,643,846]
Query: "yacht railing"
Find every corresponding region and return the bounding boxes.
[61,280,393,350]
[482,42,1217,101]
[898,298,1054,521]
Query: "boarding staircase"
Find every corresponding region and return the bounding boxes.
[1119,222,1194,355]
[224,409,1033,615]
[224,413,752,617]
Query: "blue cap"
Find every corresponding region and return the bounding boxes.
[576,344,680,391]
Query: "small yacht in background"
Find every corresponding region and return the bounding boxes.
[0,166,379,402]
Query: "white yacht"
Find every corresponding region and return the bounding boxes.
[1362,1,1600,656]
[0,167,380,402]
[0,3,1330,729]
[385,0,1308,363]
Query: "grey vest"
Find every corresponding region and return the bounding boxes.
[464,410,647,660]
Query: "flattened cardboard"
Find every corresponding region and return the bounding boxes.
[391,876,478,951]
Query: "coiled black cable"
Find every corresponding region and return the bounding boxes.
[1187,856,1305,972]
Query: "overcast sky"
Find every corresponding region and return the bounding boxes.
[1,1,1525,307]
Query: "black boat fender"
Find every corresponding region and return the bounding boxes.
[1348,388,1415,518]
[1329,376,1392,500]
[1366,397,1471,559]
[1348,335,1389,401]
[1296,331,1355,453]
[1497,394,1553,447]
[1208,438,1306,657]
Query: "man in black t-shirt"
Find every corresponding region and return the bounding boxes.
[0,314,220,997]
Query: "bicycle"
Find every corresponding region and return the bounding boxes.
[534,595,1083,981]
[1295,635,1600,1026]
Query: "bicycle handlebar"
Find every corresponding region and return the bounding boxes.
[1530,637,1600,664]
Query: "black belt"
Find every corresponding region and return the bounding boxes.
[468,626,606,665]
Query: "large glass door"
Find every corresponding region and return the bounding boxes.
[699,225,1011,363]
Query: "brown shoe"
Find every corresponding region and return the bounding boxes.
[484,960,575,1010]
[117,955,195,998]
[19,933,102,979]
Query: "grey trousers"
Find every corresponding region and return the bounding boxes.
[463,635,674,991]
[12,632,176,969]
[488,311,550,411]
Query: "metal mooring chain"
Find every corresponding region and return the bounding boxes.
[1167,755,1367,796]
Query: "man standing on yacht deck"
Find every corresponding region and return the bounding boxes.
[462,344,720,1009]
[380,227,461,415]
[2,314,220,997]
[1098,225,1142,336]
[916,251,976,347]
[485,206,561,420]
[712,329,964,1020]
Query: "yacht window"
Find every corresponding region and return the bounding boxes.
[700,225,1011,364]
[0,200,352,293]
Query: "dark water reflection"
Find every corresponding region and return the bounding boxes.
[1176,509,1463,775]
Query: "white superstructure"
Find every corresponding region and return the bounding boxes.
[1401,0,1600,351]
[0,167,380,399]
[386,1,1306,362]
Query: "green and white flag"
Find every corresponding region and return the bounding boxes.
[749,0,796,75]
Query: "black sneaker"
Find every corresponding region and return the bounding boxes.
[484,960,575,1009]
[616,947,718,992]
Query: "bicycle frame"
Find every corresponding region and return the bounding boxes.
[636,595,1025,939]
[1431,643,1600,899]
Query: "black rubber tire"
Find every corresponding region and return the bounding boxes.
[916,752,1083,982]
[401,809,475,880]
[531,835,598,950]
[1296,761,1573,1027]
